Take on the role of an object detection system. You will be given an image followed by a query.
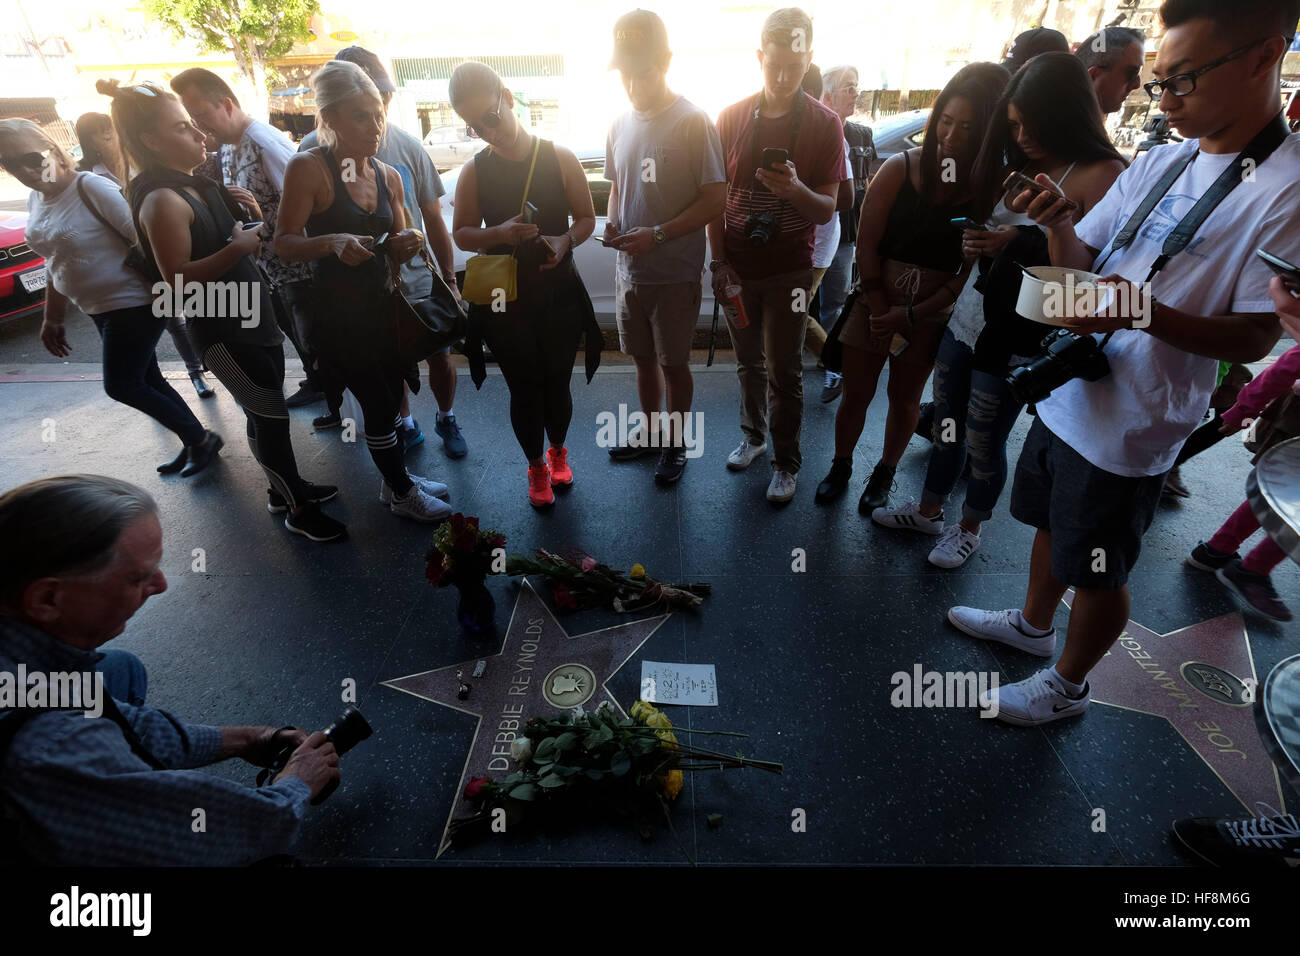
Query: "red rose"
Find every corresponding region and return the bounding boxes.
[425,559,445,587]
[463,776,491,800]
[491,535,506,550]
[553,584,578,610]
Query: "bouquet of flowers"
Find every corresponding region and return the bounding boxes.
[424,514,506,588]
[451,699,780,860]
[502,549,711,613]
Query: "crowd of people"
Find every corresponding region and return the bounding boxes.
[0,0,1298,865]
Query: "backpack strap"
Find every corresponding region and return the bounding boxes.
[76,175,134,250]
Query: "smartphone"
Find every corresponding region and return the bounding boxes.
[950,217,989,231]
[592,235,611,246]
[1257,248,1300,291]
[761,147,790,171]
[522,201,539,225]
[241,220,264,231]
[1002,171,1079,212]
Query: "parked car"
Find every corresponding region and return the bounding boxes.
[423,125,489,171]
[866,109,930,177]
[0,211,46,322]
[439,146,713,325]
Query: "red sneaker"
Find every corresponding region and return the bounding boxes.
[546,446,573,487]
[527,463,554,508]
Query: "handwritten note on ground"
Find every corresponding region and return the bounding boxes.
[639,661,718,706]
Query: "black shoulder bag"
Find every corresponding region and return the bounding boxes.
[389,246,469,364]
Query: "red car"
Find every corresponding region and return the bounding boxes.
[0,210,46,321]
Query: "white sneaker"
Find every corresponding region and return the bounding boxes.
[946,606,1056,657]
[727,439,768,471]
[389,483,452,523]
[871,500,944,535]
[766,469,797,502]
[989,668,1090,727]
[928,524,981,568]
[380,474,449,506]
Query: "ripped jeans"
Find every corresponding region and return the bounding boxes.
[921,329,1025,524]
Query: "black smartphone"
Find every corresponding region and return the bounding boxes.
[241,220,264,230]
[1002,171,1079,212]
[1257,248,1300,291]
[761,147,790,171]
[950,217,989,231]
[522,201,539,225]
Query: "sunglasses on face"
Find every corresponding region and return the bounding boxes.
[1143,36,1272,100]
[468,89,506,138]
[0,148,53,173]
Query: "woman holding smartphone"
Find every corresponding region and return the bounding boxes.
[104,79,346,542]
[276,60,451,524]
[815,63,1009,511]
[873,53,1124,568]
[447,60,599,509]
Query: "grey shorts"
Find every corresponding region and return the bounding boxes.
[1009,417,1168,589]
[614,274,701,367]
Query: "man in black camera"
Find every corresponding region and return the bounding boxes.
[707,7,848,503]
[949,0,1300,726]
[0,475,340,864]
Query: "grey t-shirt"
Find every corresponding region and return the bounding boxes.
[299,125,446,295]
[605,95,725,284]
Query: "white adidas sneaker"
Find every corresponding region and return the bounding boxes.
[988,668,1090,727]
[929,524,981,568]
[871,499,944,535]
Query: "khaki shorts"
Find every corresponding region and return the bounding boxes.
[615,274,701,367]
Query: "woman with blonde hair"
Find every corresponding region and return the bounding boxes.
[448,60,601,509]
[3,117,215,475]
[101,79,345,541]
[275,59,451,523]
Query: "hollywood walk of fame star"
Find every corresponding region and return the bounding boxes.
[1069,591,1287,813]
[382,578,669,855]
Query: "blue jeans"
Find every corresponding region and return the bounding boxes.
[97,649,148,706]
[921,329,1024,524]
[821,242,855,328]
[92,306,207,447]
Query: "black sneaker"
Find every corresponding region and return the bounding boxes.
[858,462,896,515]
[1216,559,1293,621]
[654,446,687,485]
[609,429,658,461]
[267,482,340,514]
[1172,805,1300,868]
[1186,540,1239,572]
[285,381,324,408]
[180,431,223,477]
[815,458,852,503]
[284,503,348,543]
[313,410,342,430]
[157,447,188,474]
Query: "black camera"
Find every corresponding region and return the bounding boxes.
[258,706,373,804]
[744,209,781,247]
[1006,329,1111,405]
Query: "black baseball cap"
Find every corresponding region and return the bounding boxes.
[1003,27,1069,72]
[609,9,670,73]
[336,46,397,93]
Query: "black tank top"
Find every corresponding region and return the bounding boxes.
[304,147,394,298]
[129,168,281,353]
[473,138,572,273]
[878,151,969,273]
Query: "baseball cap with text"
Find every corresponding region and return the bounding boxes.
[609,9,670,73]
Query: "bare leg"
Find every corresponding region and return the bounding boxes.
[662,363,694,446]
[1055,587,1130,686]
[833,342,888,459]
[427,354,457,412]
[1022,529,1068,631]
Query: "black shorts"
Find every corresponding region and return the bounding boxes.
[1009,417,1167,589]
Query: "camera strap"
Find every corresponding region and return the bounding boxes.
[747,90,806,196]
[1103,112,1290,285]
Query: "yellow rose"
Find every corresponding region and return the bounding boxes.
[660,769,683,800]
[630,563,646,580]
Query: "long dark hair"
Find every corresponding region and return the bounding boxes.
[918,62,1011,200]
[970,52,1123,221]
[74,112,118,178]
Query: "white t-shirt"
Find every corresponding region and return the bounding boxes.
[24,172,153,315]
[812,139,850,269]
[1037,135,1300,477]
[947,195,1038,349]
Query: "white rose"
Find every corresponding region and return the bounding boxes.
[510,737,533,764]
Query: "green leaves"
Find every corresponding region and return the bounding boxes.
[610,752,632,777]
[538,773,566,789]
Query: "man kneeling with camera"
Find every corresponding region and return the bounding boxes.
[0,475,341,864]
[948,0,1300,726]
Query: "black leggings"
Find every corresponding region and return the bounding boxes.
[344,372,412,494]
[481,304,583,461]
[201,341,310,508]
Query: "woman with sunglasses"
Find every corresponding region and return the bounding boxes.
[100,79,346,542]
[872,53,1124,568]
[75,111,216,400]
[275,60,451,524]
[448,61,600,509]
[1,117,217,479]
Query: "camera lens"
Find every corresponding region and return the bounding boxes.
[323,706,372,756]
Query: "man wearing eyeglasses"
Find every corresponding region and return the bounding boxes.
[1076,26,1146,116]
[952,0,1300,727]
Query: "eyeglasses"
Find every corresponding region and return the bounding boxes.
[0,148,53,173]
[468,88,506,138]
[1143,37,1271,100]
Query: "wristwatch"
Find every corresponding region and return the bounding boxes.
[708,259,728,273]
[653,225,667,244]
